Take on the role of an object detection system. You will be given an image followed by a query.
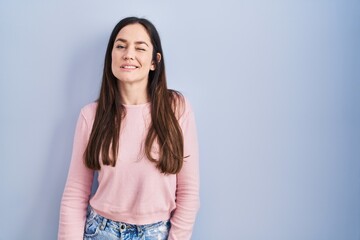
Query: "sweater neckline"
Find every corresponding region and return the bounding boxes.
[122,102,151,109]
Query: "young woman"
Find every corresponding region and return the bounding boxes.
[58,17,200,240]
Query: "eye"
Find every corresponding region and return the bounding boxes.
[136,47,146,51]
[116,45,125,49]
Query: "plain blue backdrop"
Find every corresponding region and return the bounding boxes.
[0,0,359,239]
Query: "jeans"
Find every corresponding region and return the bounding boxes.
[83,206,171,240]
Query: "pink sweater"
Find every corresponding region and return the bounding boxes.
[58,99,200,240]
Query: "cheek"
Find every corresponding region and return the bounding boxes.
[111,51,117,63]
[111,62,118,77]
[111,51,118,72]
[111,63,116,75]
[142,55,154,68]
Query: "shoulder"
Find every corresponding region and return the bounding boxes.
[79,101,98,125]
[168,90,194,122]
[179,97,195,125]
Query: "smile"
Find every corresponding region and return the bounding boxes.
[120,65,138,69]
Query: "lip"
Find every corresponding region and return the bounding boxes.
[120,64,139,71]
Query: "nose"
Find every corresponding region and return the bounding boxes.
[123,48,135,60]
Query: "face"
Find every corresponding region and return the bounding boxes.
[111,23,156,86]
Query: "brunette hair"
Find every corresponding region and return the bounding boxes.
[84,17,185,174]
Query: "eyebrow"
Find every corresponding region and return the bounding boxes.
[115,38,149,47]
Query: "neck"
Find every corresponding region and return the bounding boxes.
[118,81,149,105]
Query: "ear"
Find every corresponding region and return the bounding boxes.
[150,53,162,71]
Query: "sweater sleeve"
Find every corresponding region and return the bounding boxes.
[58,109,94,239]
[168,101,200,240]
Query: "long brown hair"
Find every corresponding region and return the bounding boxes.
[84,17,185,174]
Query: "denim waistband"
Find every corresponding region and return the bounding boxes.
[86,205,170,232]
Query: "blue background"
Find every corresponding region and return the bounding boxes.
[0,0,359,239]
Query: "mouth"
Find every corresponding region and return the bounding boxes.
[120,65,139,70]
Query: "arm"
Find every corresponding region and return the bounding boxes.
[168,101,200,240]
[58,109,94,239]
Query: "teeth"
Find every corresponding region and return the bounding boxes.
[122,66,137,69]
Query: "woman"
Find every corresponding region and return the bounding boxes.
[58,17,200,240]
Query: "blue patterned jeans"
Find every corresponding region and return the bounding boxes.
[83,206,171,240]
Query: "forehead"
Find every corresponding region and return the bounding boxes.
[115,23,152,44]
